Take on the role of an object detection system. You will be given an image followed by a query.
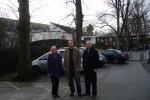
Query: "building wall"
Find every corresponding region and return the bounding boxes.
[31,22,85,42]
[31,31,73,42]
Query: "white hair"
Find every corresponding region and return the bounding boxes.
[50,46,58,54]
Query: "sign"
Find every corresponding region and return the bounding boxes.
[91,37,96,44]
[137,32,139,41]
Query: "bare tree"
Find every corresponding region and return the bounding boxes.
[129,0,150,35]
[120,0,130,50]
[15,0,35,81]
[61,0,83,46]
[82,24,94,36]
[0,8,18,49]
[127,0,150,49]
[75,0,83,46]
[0,10,9,48]
[97,0,131,49]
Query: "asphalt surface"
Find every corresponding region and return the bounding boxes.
[0,61,150,100]
[98,62,150,100]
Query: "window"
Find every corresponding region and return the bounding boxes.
[60,51,65,58]
[103,50,114,54]
[80,50,83,58]
[109,50,115,54]
[103,50,110,54]
[39,54,49,60]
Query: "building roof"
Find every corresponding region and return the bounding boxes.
[50,22,75,33]
[0,18,50,33]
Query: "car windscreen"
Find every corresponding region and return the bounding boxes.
[39,53,49,60]
[115,50,122,54]
[59,51,65,58]
[80,50,83,58]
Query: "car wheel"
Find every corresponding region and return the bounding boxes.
[113,58,120,64]
[33,66,41,76]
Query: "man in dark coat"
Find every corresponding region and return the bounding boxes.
[82,41,99,99]
[63,40,83,97]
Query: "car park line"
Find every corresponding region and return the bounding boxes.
[5,82,20,90]
[62,86,69,92]
[32,83,51,91]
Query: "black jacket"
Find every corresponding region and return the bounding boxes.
[82,47,99,70]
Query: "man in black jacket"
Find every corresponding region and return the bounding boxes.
[82,41,99,99]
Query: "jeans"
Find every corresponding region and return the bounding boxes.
[68,68,81,94]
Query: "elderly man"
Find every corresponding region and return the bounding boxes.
[63,40,83,97]
[82,41,99,98]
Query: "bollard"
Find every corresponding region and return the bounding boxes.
[124,46,125,52]
[142,51,144,59]
[101,47,102,52]
[136,47,138,52]
[130,50,132,58]
[143,51,144,59]
[140,52,142,60]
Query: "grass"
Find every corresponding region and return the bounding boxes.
[0,73,18,82]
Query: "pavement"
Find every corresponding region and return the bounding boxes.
[126,50,149,61]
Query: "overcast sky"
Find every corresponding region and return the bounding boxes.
[0,0,149,32]
[0,0,107,27]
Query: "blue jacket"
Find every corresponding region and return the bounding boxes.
[46,53,63,78]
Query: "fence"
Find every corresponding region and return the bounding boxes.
[0,39,86,76]
[0,48,19,76]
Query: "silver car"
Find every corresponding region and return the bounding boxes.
[32,47,107,75]
[32,48,84,75]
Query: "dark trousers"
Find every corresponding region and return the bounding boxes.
[84,69,97,95]
[51,77,59,95]
[148,56,150,63]
[68,68,81,94]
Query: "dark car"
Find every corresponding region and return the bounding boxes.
[101,49,129,64]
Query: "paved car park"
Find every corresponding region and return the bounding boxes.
[0,50,150,100]
[1,60,150,100]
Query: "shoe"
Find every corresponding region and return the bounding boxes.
[83,93,91,96]
[92,95,96,99]
[78,93,83,96]
[52,95,57,98]
[56,95,60,97]
[69,93,75,96]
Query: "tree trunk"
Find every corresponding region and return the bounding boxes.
[116,0,121,49]
[15,0,35,81]
[116,35,120,50]
[76,0,83,46]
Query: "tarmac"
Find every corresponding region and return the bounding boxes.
[0,50,150,100]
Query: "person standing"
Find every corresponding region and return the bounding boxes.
[47,46,63,98]
[63,40,83,97]
[82,41,99,98]
[147,52,150,63]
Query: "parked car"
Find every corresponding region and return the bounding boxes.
[99,53,107,66]
[32,47,107,75]
[32,48,84,75]
[100,49,129,64]
[59,46,107,66]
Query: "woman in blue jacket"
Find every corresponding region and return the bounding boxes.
[47,46,63,98]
